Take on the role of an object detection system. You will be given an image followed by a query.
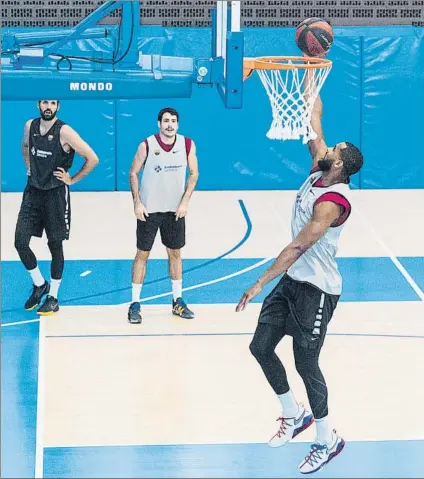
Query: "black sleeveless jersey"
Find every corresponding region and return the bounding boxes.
[28,118,75,190]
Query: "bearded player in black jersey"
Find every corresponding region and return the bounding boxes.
[15,100,99,315]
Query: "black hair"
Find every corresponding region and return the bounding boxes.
[340,142,363,178]
[158,107,179,122]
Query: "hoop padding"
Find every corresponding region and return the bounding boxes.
[244,56,332,143]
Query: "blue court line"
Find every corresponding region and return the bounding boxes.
[45,332,424,340]
[1,199,251,313]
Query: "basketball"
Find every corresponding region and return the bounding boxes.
[295,18,334,57]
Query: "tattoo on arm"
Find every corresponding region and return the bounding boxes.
[22,121,31,171]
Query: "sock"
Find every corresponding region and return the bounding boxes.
[29,267,45,287]
[277,390,300,418]
[172,279,182,301]
[315,416,334,445]
[50,279,62,299]
[132,283,142,303]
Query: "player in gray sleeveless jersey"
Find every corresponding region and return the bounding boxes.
[128,108,199,323]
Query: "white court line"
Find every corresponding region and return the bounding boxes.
[80,270,92,277]
[34,318,45,478]
[115,256,273,306]
[1,257,274,326]
[354,207,424,302]
[271,195,424,302]
[1,318,40,327]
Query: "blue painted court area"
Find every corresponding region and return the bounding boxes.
[1,256,422,321]
[399,257,424,292]
[43,440,424,478]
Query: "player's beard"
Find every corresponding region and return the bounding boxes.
[317,158,334,172]
[39,109,57,121]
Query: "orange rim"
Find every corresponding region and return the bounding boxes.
[243,55,332,80]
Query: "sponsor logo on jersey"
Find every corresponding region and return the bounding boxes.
[164,165,183,171]
[31,148,53,159]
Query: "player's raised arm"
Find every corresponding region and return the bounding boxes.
[305,67,328,170]
[297,20,333,170]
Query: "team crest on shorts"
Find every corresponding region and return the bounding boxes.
[48,135,54,141]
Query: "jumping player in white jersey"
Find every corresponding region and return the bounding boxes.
[236,92,363,473]
[128,107,199,323]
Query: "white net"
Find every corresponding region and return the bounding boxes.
[256,60,332,143]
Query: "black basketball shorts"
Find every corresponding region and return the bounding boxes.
[136,212,185,251]
[15,184,71,242]
[258,274,340,349]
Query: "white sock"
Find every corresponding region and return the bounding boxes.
[132,283,142,303]
[50,279,62,299]
[277,390,300,418]
[315,416,334,445]
[171,279,182,301]
[29,267,44,287]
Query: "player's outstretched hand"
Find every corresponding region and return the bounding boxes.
[53,167,72,185]
[236,282,263,312]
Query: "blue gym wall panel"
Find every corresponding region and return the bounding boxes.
[116,29,361,191]
[361,29,424,189]
[1,100,116,192]
[2,26,424,192]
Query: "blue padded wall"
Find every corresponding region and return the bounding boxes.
[1,26,423,192]
[1,100,116,192]
[361,28,424,189]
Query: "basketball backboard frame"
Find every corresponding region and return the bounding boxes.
[211,1,244,109]
[0,0,244,107]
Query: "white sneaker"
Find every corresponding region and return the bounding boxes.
[268,405,314,448]
[298,430,345,474]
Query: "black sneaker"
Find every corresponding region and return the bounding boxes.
[25,281,50,311]
[172,297,194,319]
[37,295,59,316]
[128,302,142,324]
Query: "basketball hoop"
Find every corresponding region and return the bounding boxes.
[243,56,332,143]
